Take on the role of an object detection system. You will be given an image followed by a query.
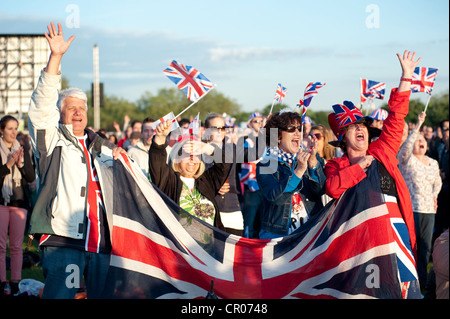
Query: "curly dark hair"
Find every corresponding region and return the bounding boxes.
[263,111,302,146]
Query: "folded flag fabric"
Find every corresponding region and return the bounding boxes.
[298,82,326,110]
[360,79,386,105]
[411,67,438,94]
[163,60,214,102]
[150,111,180,131]
[100,155,420,299]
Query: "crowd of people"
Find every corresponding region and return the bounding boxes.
[0,22,448,299]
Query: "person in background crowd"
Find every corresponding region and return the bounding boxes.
[433,120,449,244]
[121,120,142,151]
[27,22,124,299]
[370,108,389,130]
[432,228,449,299]
[237,112,266,238]
[398,111,442,289]
[0,115,36,296]
[307,124,337,206]
[203,113,243,235]
[127,117,155,179]
[149,119,232,231]
[325,50,422,298]
[257,111,325,239]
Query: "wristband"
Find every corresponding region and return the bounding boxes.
[400,77,412,82]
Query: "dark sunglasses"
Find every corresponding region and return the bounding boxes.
[208,126,226,132]
[282,125,302,133]
[251,120,262,124]
[309,133,323,140]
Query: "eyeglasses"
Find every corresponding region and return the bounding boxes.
[282,125,302,133]
[208,126,226,132]
[251,120,262,124]
[309,133,323,140]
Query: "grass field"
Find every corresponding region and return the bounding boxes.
[6,235,44,284]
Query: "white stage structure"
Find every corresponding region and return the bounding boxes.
[0,34,51,115]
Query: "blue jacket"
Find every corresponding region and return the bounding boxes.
[256,153,326,236]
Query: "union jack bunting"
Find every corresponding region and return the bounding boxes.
[274,83,288,103]
[360,79,386,104]
[332,101,365,129]
[99,154,420,299]
[297,82,326,110]
[163,60,214,102]
[411,67,438,94]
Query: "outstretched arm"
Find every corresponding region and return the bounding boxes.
[396,50,421,92]
[44,22,75,75]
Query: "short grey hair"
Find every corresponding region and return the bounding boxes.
[57,88,88,111]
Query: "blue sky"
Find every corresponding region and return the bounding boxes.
[1,0,449,113]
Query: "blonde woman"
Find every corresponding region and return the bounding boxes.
[149,120,232,231]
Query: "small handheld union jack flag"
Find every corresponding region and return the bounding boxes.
[163,60,214,102]
[411,67,438,94]
[297,82,326,118]
[274,83,288,104]
[360,79,386,105]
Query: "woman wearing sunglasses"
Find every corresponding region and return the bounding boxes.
[256,111,326,239]
[202,113,244,235]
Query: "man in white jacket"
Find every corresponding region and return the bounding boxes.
[28,22,123,299]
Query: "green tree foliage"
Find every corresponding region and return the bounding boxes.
[137,88,241,122]
[378,91,449,128]
[87,92,143,131]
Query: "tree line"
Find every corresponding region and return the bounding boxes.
[47,77,450,131]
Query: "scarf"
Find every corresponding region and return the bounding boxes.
[0,138,22,205]
[265,146,297,164]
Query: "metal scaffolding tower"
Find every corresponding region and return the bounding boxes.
[0,34,50,115]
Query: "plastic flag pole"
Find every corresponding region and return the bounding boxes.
[423,93,432,113]
[174,85,216,119]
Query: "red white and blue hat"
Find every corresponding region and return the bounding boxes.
[370,109,389,121]
[248,112,264,121]
[328,100,374,147]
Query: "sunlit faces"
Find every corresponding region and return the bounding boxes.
[206,117,226,144]
[1,119,19,146]
[142,122,155,146]
[413,133,428,156]
[178,154,202,178]
[278,121,302,154]
[59,97,88,137]
[343,123,369,152]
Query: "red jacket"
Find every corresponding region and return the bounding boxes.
[325,88,416,255]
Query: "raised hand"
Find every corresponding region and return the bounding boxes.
[153,120,172,145]
[43,22,75,75]
[396,50,421,92]
[44,22,75,57]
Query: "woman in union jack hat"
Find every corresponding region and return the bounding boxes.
[324,51,422,298]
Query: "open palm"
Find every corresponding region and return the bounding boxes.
[44,22,75,56]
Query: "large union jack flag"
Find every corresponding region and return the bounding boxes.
[411,67,438,94]
[360,79,386,105]
[274,83,288,104]
[100,155,420,299]
[163,60,214,102]
[332,101,365,128]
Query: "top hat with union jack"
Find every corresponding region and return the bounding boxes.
[328,100,374,147]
